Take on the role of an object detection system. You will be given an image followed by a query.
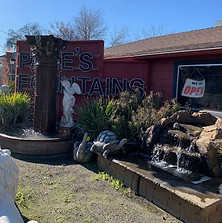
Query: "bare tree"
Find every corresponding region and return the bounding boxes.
[108,26,129,47]
[74,6,107,40]
[134,24,164,40]
[50,21,78,40]
[8,22,43,44]
[49,6,107,41]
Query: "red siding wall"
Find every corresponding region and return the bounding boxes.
[149,59,174,100]
[147,53,222,101]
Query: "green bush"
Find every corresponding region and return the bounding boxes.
[76,91,180,142]
[0,92,31,126]
[76,98,114,139]
[109,91,142,140]
[131,95,180,140]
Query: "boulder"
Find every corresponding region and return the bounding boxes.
[142,110,222,177]
[196,138,222,177]
[196,120,222,177]
[142,122,162,154]
[170,110,194,124]
[192,111,217,126]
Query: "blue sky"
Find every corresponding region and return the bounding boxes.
[0,0,222,55]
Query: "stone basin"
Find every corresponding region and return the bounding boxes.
[0,124,74,154]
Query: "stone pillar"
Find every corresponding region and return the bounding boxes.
[26,35,67,135]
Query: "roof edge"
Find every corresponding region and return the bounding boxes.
[104,46,222,60]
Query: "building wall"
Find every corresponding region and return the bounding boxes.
[147,53,222,101]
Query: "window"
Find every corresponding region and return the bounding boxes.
[176,64,222,112]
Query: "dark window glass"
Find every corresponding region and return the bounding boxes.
[177,65,222,112]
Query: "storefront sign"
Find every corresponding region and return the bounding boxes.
[16,40,147,98]
[16,40,148,119]
[181,78,205,98]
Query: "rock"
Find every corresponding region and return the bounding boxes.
[196,139,222,177]
[208,141,222,177]
[200,125,222,141]
[192,111,217,126]
[142,110,222,177]
[196,122,222,177]
[215,117,222,128]
[173,122,180,130]
[175,110,194,123]
[160,117,172,126]
[142,122,162,154]
[193,130,201,137]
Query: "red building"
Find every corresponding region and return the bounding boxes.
[16,26,222,118]
[104,25,222,114]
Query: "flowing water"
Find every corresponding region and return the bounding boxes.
[2,125,54,139]
[150,144,202,182]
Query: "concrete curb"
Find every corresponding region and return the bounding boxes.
[97,155,222,223]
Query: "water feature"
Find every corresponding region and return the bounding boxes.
[26,35,67,135]
[142,110,222,181]
[2,124,56,139]
[150,144,203,182]
[0,35,75,155]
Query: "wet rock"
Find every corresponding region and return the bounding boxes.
[173,122,180,130]
[142,110,222,177]
[142,122,162,154]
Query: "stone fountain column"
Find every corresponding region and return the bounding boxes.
[26,35,67,135]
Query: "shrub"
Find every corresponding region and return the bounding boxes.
[109,91,142,140]
[76,98,114,139]
[76,91,180,142]
[0,92,31,126]
[131,96,180,140]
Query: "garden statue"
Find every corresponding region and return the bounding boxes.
[0,148,38,223]
[90,130,127,158]
[0,85,9,94]
[60,77,81,128]
[73,132,96,163]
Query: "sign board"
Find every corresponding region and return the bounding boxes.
[181,78,205,98]
[15,40,148,120]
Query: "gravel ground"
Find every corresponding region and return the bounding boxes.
[13,154,182,223]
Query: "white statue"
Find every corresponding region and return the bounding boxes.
[0,148,38,223]
[60,77,81,128]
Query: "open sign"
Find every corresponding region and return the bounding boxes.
[181,78,205,98]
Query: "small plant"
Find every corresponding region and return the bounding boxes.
[62,194,71,203]
[0,92,31,126]
[93,171,134,197]
[84,217,93,222]
[76,98,114,139]
[184,101,192,114]
[16,187,25,205]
